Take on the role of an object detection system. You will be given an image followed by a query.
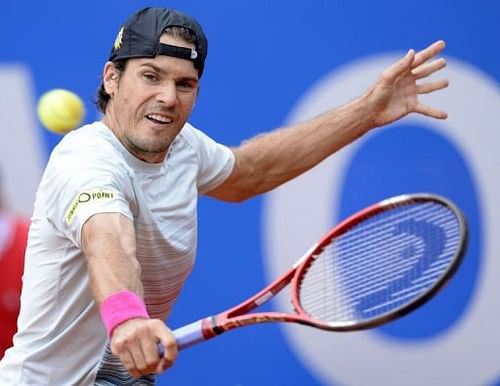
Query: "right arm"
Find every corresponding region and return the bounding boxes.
[81,212,177,378]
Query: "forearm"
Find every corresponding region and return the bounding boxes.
[228,94,376,199]
[81,213,176,375]
[82,213,142,305]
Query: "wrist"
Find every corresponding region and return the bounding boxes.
[99,290,150,337]
[356,88,380,131]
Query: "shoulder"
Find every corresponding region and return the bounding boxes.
[49,122,127,172]
[176,122,233,161]
[42,122,132,189]
[53,121,118,158]
[178,122,218,149]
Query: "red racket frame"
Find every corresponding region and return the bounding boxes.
[196,193,467,340]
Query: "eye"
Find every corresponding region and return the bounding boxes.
[177,81,196,92]
[142,72,159,83]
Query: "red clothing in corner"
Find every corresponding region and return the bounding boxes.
[0,214,29,358]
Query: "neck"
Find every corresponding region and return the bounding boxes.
[101,112,168,164]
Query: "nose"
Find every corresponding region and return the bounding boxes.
[156,82,178,107]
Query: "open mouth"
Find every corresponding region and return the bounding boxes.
[146,113,173,125]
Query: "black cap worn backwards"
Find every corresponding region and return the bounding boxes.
[109,7,208,77]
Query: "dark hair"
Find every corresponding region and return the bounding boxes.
[95,59,127,114]
[94,26,199,114]
[164,25,198,47]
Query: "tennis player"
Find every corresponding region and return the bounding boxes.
[0,6,449,385]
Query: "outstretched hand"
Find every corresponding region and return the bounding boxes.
[367,40,448,128]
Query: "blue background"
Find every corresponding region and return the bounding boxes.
[0,1,497,385]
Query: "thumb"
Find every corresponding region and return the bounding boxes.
[155,325,178,373]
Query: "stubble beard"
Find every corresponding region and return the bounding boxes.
[122,128,175,158]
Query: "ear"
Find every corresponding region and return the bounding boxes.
[102,62,119,96]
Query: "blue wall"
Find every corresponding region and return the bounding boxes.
[1,1,499,385]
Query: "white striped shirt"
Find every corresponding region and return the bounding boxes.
[0,121,234,385]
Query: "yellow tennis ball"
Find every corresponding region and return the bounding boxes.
[37,89,85,134]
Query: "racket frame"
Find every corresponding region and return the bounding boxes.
[291,193,468,331]
[173,193,468,349]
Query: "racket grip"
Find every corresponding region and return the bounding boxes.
[158,319,206,356]
[173,319,206,350]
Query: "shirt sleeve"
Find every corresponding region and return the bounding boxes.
[184,124,235,195]
[42,153,135,248]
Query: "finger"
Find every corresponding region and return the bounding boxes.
[155,343,174,373]
[126,342,149,376]
[412,58,447,79]
[140,331,165,374]
[415,102,448,119]
[155,325,178,373]
[112,337,144,378]
[412,40,446,68]
[417,78,449,94]
[156,339,177,372]
[381,49,415,83]
[120,349,142,379]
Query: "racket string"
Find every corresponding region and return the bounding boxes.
[297,201,462,324]
[305,207,459,320]
[303,206,449,288]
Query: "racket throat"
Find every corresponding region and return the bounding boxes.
[204,316,223,338]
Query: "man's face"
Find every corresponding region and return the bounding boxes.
[103,34,199,163]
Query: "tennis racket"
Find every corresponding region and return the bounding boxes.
[170,193,467,350]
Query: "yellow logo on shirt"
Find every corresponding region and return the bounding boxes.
[65,189,116,225]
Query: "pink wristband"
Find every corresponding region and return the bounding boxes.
[99,291,150,337]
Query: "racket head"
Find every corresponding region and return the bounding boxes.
[292,193,468,331]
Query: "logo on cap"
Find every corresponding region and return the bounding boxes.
[113,27,124,50]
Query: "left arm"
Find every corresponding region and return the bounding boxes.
[207,40,448,202]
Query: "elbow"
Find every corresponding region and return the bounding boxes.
[228,190,257,203]
[210,187,257,203]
